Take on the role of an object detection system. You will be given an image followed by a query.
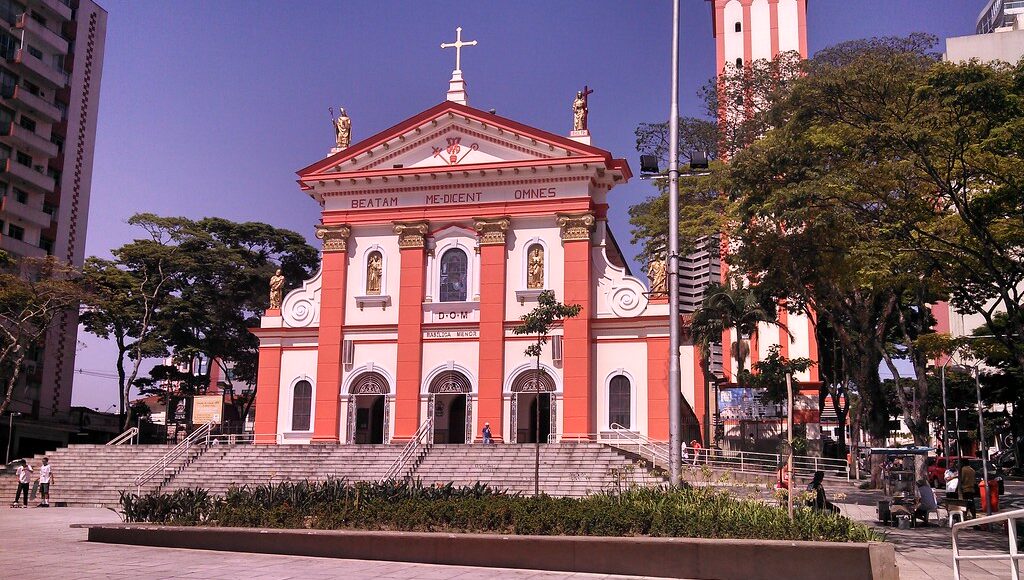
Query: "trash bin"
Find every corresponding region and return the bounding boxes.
[979,479,1000,512]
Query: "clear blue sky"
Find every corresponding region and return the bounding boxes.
[71,0,983,410]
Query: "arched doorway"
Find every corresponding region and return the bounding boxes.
[510,370,557,444]
[428,370,472,444]
[346,372,390,444]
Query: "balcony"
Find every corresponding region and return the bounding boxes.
[6,85,62,124]
[1,195,51,228]
[3,158,55,193]
[9,49,68,88]
[3,123,59,159]
[31,0,73,22]
[16,13,69,54]
[0,231,45,258]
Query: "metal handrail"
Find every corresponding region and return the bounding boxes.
[689,447,850,480]
[106,427,139,446]
[132,420,214,494]
[952,507,1023,580]
[381,416,433,482]
[607,423,669,467]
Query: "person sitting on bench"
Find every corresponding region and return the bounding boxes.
[913,479,939,526]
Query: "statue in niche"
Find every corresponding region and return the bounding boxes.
[269,269,285,309]
[527,245,544,289]
[647,257,667,295]
[366,251,383,295]
[333,106,351,149]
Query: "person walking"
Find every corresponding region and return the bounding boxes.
[12,459,32,508]
[690,439,702,466]
[482,422,493,445]
[37,457,53,507]
[959,460,977,518]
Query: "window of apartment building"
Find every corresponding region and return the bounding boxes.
[0,69,16,98]
[0,143,10,161]
[46,167,59,181]
[18,114,35,132]
[42,201,54,215]
[55,100,66,120]
[23,80,40,97]
[0,0,17,26]
[50,133,63,154]
[38,236,52,254]
[13,187,26,203]
[26,45,42,60]
[29,12,46,27]
[16,151,31,167]
[52,54,64,71]
[0,104,13,129]
[7,223,24,240]
[0,220,4,234]
[0,30,18,60]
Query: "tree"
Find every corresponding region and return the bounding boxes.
[0,257,87,417]
[80,214,191,429]
[512,290,581,495]
[690,281,780,380]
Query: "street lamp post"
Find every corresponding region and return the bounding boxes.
[666,0,682,488]
[940,359,952,459]
[974,367,992,517]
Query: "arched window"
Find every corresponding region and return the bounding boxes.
[439,248,468,302]
[366,250,383,295]
[608,375,631,429]
[734,22,742,32]
[292,380,312,431]
[735,57,743,68]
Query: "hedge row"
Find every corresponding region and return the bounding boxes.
[119,480,880,543]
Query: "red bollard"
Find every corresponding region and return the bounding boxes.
[979,480,1000,513]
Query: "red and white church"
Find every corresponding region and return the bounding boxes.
[252,1,819,447]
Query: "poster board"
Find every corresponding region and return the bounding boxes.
[191,395,223,425]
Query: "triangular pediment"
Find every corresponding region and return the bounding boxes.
[299,101,626,182]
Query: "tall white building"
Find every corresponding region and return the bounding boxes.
[0,0,107,457]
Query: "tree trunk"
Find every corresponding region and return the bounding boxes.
[0,345,25,417]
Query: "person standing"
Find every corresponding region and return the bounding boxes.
[12,459,32,508]
[37,457,53,507]
[690,439,702,466]
[944,463,960,499]
[482,422,493,445]
[681,439,689,463]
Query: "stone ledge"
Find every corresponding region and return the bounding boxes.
[74,524,898,580]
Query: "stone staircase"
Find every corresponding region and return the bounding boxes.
[411,442,667,497]
[1,444,176,508]
[1,441,668,508]
[160,444,406,496]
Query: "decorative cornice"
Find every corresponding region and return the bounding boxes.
[314,224,351,252]
[473,216,511,246]
[556,212,595,242]
[393,220,430,248]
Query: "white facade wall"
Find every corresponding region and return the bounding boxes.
[724,0,744,67]
[777,0,800,53]
[751,0,772,61]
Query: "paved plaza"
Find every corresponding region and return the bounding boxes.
[0,502,1018,579]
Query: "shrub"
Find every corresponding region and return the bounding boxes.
[118,479,881,542]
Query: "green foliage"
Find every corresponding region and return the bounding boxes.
[690,282,779,378]
[0,257,88,416]
[119,480,879,543]
[744,345,814,404]
[512,290,581,357]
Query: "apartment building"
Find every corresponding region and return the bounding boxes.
[0,0,106,458]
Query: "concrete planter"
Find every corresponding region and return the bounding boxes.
[76,524,898,580]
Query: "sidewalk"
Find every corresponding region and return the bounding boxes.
[839,502,1014,580]
[0,507,663,580]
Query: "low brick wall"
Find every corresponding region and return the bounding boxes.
[77,524,898,580]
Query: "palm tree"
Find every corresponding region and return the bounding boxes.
[690,281,781,382]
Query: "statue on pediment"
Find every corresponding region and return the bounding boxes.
[269,269,285,309]
[572,86,593,132]
[333,107,351,150]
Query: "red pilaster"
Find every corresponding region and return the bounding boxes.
[476,217,509,442]
[715,2,727,74]
[558,213,594,440]
[768,0,781,57]
[646,336,669,441]
[394,221,429,441]
[742,0,753,66]
[796,0,808,58]
[253,341,282,444]
[312,224,351,442]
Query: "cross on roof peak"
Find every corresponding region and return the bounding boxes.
[441,26,477,74]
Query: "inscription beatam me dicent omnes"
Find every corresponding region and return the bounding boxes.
[347,187,558,210]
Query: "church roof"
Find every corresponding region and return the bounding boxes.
[297,100,631,184]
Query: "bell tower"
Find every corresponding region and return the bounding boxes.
[709,0,808,73]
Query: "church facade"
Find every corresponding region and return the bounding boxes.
[251,95,709,445]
